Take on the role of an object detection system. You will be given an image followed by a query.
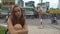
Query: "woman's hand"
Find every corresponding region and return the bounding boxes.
[10,31,18,34]
[14,24,22,31]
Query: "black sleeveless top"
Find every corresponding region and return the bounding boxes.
[11,18,25,27]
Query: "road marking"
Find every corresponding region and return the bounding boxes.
[52,25,60,29]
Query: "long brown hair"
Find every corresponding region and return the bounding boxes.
[10,5,25,27]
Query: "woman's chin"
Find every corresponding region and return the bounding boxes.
[17,16,20,18]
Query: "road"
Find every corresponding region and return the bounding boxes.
[27,19,60,30]
[0,19,60,30]
[0,19,60,34]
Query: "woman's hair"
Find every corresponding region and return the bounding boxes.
[10,5,25,27]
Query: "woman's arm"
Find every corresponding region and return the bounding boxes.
[7,18,17,34]
[16,19,28,34]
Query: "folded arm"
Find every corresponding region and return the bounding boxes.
[7,18,17,34]
[16,19,28,34]
[7,18,28,34]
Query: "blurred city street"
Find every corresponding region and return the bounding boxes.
[0,19,60,34]
[0,0,60,34]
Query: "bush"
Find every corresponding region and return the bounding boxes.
[0,26,7,34]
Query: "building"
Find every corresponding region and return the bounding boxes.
[17,0,24,7]
[37,2,50,19]
[37,3,46,12]
[25,1,35,8]
[37,2,50,14]
[0,0,15,18]
[0,3,1,9]
[24,1,35,18]
[1,0,15,13]
[45,2,50,13]
[58,0,60,9]
[0,3,2,13]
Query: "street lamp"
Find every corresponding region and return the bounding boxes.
[39,0,43,12]
[39,0,44,29]
[39,0,43,15]
[41,0,43,5]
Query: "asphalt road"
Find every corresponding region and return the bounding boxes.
[0,19,60,30]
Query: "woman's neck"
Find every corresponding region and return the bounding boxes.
[17,18,20,20]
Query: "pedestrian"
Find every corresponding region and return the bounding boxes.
[4,12,9,23]
[7,5,28,34]
[5,15,9,23]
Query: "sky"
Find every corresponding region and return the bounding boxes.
[23,0,58,8]
[0,0,59,8]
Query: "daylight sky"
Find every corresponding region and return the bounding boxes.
[0,0,59,8]
[23,0,58,8]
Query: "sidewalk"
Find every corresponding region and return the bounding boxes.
[28,26,60,34]
[0,24,60,34]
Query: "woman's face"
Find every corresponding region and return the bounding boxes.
[14,7,22,18]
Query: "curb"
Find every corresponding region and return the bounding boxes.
[0,24,7,27]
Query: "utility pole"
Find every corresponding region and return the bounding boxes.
[39,0,43,16]
[41,0,43,5]
[39,0,44,29]
[41,0,43,9]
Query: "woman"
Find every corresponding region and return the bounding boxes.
[7,5,28,34]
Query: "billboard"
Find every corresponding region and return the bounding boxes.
[25,9,34,15]
[46,2,49,7]
[46,2,50,13]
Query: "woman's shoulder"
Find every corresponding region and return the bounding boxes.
[23,17,26,21]
[24,17,26,19]
[7,17,12,22]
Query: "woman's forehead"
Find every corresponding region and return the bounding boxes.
[14,7,20,10]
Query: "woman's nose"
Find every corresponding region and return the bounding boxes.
[17,11,20,14]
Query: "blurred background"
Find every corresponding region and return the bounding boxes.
[0,0,60,19]
[0,0,60,34]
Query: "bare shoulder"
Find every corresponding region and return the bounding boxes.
[7,17,12,24]
[24,17,26,19]
[24,17,26,22]
[24,17,28,24]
